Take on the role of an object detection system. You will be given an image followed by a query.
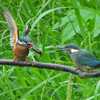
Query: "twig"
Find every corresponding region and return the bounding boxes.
[0,59,100,78]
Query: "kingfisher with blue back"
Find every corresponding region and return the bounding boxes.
[3,10,41,61]
[59,44,100,70]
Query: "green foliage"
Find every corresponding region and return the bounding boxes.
[0,0,100,99]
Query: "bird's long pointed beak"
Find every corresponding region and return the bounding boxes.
[57,46,65,51]
[59,47,65,51]
[32,47,42,55]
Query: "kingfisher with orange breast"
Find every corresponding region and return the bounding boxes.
[3,10,41,61]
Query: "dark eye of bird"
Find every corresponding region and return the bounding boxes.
[23,40,28,43]
[19,38,27,43]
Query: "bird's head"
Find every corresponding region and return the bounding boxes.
[16,38,32,48]
[17,39,42,54]
[59,44,80,54]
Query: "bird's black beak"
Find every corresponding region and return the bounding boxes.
[32,47,42,55]
[57,46,66,51]
[59,47,65,51]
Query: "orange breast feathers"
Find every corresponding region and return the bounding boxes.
[13,43,29,61]
[3,10,18,50]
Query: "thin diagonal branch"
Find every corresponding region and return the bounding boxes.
[0,59,100,78]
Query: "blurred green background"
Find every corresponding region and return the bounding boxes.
[0,0,100,100]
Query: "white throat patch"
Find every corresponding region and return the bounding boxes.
[70,49,79,53]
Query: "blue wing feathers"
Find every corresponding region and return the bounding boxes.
[75,51,100,67]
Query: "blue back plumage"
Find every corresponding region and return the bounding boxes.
[85,60,100,67]
[70,49,100,68]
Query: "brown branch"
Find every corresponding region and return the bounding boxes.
[0,59,100,78]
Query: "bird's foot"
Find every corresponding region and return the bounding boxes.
[75,67,85,72]
[75,67,82,72]
[75,67,81,71]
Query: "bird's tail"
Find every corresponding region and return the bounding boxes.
[94,61,100,68]
[3,10,18,50]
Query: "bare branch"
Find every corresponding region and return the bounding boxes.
[0,59,100,78]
